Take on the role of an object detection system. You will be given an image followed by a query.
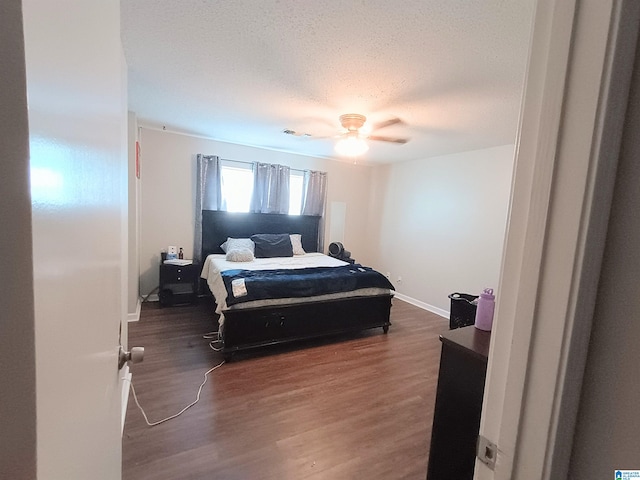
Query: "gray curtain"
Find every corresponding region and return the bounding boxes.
[302,170,328,251]
[250,162,290,214]
[302,170,327,216]
[194,154,225,263]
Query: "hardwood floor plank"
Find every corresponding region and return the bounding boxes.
[123,297,448,479]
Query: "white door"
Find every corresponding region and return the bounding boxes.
[22,0,127,478]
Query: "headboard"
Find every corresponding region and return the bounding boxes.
[201,210,321,260]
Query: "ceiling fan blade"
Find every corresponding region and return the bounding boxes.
[368,135,409,144]
[310,134,342,140]
[371,117,403,131]
[283,128,339,139]
[282,129,311,137]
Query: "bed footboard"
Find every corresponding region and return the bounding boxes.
[221,294,392,359]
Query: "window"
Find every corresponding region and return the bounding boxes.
[289,171,304,215]
[219,160,305,214]
[220,161,253,212]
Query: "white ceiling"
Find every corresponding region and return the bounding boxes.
[121,0,535,164]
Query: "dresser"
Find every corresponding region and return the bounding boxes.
[426,325,491,479]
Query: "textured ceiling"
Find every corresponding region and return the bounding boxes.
[121,0,535,164]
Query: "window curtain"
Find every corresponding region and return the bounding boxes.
[250,162,290,214]
[302,170,328,251]
[194,154,225,263]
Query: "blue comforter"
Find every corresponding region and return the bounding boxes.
[221,264,394,306]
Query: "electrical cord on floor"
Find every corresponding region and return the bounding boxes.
[141,286,159,303]
[203,328,224,351]
[124,359,225,427]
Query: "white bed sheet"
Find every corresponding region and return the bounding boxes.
[200,252,393,323]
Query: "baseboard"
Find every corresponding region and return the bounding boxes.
[127,297,142,322]
[121,364,131,436]
[393,293,449,319]
[147,294,159,303]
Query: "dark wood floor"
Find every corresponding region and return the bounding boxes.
[122,297,448,480]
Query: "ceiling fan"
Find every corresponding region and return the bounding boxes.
[334,113,409,157]
[284,113,409,157]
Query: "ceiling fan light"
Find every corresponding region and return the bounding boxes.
[335,136,369,157]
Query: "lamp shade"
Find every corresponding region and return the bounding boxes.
[335,133,369,157]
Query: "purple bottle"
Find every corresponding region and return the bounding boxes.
[474,288,495,331]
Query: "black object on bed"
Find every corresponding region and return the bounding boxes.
[201,210,393,359]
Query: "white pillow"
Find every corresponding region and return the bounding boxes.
[290,234,306,255]
[220,237,255,254]
[225,248,254,262]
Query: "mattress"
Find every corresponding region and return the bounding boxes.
[201,252,393,323]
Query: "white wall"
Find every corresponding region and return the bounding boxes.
[138,127,375,295]
[368,145,514,313]
[138,127,513,307]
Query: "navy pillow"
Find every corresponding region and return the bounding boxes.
[251,233,293,258]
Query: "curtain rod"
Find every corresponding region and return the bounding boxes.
[221,158,306,174]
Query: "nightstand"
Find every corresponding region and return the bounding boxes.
[158,262,200,307]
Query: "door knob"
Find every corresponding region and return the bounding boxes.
[118,346,144,370]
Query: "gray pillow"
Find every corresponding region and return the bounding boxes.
[225,248,254,262]
[220,237,255,254]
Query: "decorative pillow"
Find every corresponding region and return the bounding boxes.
[225,248,254,262]
[251,233,294,258]
[290,234,306,255]
[220,237,254,254]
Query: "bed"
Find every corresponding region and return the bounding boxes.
[200,210,394,359]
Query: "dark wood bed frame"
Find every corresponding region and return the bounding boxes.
[201,210,392,359]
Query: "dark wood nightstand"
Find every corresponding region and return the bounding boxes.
[158,262,200,307]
